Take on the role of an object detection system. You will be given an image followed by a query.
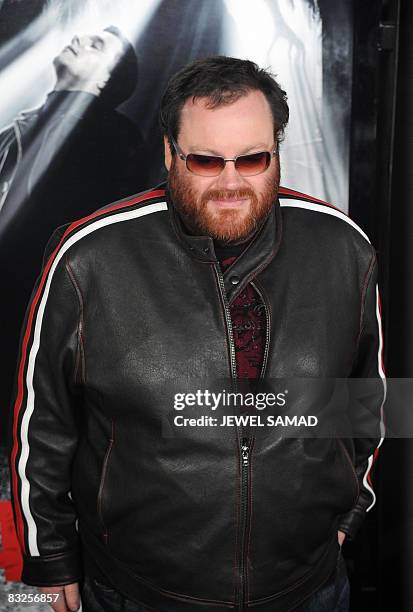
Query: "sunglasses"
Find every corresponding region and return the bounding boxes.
[170,136,278,177]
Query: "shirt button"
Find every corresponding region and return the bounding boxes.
[230,276,240,285]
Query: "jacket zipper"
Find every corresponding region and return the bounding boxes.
[239,437,251,610]
[213,265,238,380]
[239,282,270,608]
[213,265,253,610]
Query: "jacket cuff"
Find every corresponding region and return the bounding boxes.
[338,506,366,540]
[22,549,82,586]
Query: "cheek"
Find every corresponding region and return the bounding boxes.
[256,164,279,192]
[171,159,218,203]
[106,52,120,72]
[238,177,266,197]
[81,55,108,78]
[194,177,214,194]
[180,168,210,199]
[75,57,95,75]
[196,179,223,204]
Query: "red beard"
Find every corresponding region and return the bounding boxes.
[168,161,279,243]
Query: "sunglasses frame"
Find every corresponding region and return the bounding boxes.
[169,136,279,177]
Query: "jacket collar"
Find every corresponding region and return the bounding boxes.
[220,202,282,301]
[168,189,283,302]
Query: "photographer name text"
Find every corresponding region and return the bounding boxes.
[174,415,318,427]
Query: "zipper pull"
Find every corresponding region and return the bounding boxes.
[241,438,250,466]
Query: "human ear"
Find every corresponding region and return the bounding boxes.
[164,136,172,171]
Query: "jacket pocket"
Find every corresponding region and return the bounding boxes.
[97,418,114,543]
[337,438,359,507]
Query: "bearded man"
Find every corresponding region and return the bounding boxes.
[9,56,384,612]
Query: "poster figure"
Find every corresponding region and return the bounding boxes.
[0,25,146,215]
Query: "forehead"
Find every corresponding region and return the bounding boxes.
[99,31,123,52]
[178,89,274,152]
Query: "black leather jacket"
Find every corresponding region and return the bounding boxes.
[9,186,385,611]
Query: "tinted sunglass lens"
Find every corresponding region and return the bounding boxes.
[236,152,271,175]
[186,154,225,176]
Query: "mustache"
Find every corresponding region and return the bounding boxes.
[201,188,256,202]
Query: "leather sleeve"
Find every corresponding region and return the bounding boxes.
[338,252,386,539]
[8,228,83,586]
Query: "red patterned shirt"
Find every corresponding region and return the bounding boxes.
[219,254,266,380]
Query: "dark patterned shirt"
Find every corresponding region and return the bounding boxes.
[219,253,266,380]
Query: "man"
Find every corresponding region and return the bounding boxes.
[0,25,148,446]
[9,57,384,612]
[0,25,145,218]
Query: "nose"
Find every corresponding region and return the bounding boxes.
[215,159,245,190]
[72,34,90,49]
